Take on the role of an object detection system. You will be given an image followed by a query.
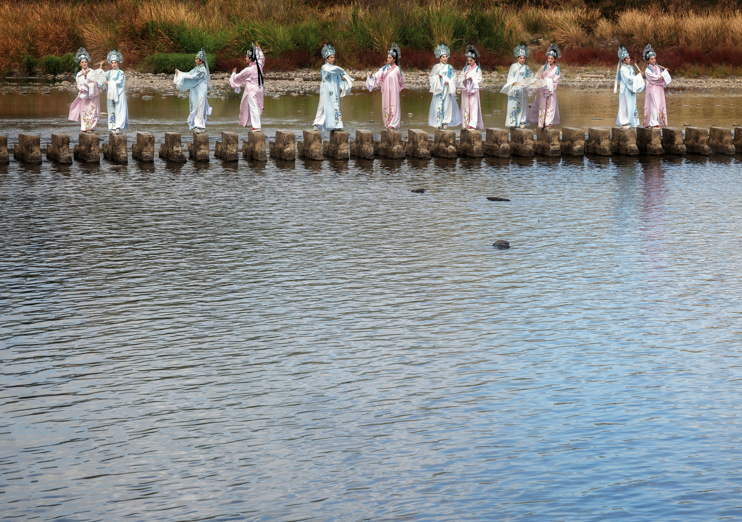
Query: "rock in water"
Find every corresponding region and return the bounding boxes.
[411,188,426,194]
[487,197,510,202]
[493,240,510,249]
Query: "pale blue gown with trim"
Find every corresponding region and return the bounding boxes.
[103,69,128,131]
[175,64,212,130]
[313,64,353,131]
[616,64,645,127]
[428,63,462,128]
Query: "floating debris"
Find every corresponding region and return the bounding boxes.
[493,240,510,249]
[411,188,425,194]
[487,197,510,202]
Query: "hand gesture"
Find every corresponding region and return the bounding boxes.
[232,68,237,73]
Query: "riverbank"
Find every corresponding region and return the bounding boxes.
[4,67,742,99]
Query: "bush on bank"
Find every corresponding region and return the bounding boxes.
[141,53,217,74]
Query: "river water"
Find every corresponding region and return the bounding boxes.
[2,89,742,521]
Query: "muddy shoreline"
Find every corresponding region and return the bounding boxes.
[3,67,740,98]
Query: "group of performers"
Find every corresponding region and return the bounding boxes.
[67,42,671,134]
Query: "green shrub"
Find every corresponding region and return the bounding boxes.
[398,7,429,50]
[254,22,296,57]
[22,55,38,74]
[61,53,76,73]
[291,21,323,54]
[141,53,216,74]
[40,55,64,75]
[467,7,516,54]
[344,5,374,51]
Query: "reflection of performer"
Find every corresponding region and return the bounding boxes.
[640,160,668,273]
[501,44,532,128]
[527,43,561,129]
[614,45,645,129]
[366,43,404,130]
[643,44,671,128]
[458,45,484,130]
[68,47,103,132]
[174,47,212,133]
[428,43,461,130]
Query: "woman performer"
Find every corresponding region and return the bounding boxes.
[615,45,645,129]
[68,48,104,133]
[527,43,561,129]
[458,45,483,130]
[313,43,354,131]
[502,43,532,128]
[230,43,265,130]
[174,47,212,133]
[100,50,128,134]
[428,43,461,130]
[366,43,404,130]
[643,44,670,128]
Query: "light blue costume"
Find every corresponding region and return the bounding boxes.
[175,48,212,131]
[614,45,645,128]
[502,44,532,128]
[428,44,462,129]
[103,50,128,132]
[313,44,353,131]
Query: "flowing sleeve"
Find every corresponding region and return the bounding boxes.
[255,48,265,69]
[429,65,443,94]
[661,69,672,85]
[501,64,518,94]
[76,72,87,94]
[175,66,205,91]
[398,68,405,91]
[632,72,645,93]
[230,67,250,93]
[551,69,560,92]
[443,65,457,89]
[366,65,385,92]
[645,66,665,87]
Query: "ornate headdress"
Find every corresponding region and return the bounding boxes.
[434,43,450,59]
[246,43,264,87]
[643,44,656,61]
[614,45,630,93]
[388,42,401,65]
[545,43,561,60]
[321,43,336,60]
[75,47,91,64]
[195,47,212,90]
[513,43,530,58]
[106,50,123,64]
[465,44,480,63]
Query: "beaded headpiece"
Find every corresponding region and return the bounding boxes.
[465,44,480,61]
[196,47,207,63]
[643,44,656,61]
[514,43,530,58]
[388,42,401,64]
[107,50,123,64]
[615,45,630,93]
[321,43,336,60]
[75,47,91,64]
[434,43,450,59]
[618,45,629,61]
[545,43,561,60]
[195,47,212,90]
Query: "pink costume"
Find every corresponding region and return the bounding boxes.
[229,48,265,129]
[527,64,560,128]
[457,63,483,129]
[644,64,668,127]
[366,63,404,129]
[68,67,102,132]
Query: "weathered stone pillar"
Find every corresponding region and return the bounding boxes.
[734,127,742,152]
[458,129,484,158]
[73,132,100,163]
[132,132,154,162]
[430,129,457,158]
[405,129,432,159]
[350,130,374,159]
[188,132,209,162]
[709,127,735,155]
[298,130,323,160]
[661,128,686,155]
[322,130,350,159]
[510,128,534,157]
[534,128,561,157]
[47,134,72,164]
[0,135,8,164]
[14,133,42,164]
[560,127,584,156]
[269,130,296,161]
[586,128,611,156]
[378,129,406,159]
[214,131,238,161]
[242,130,267,161]
[483,128,510,158]
[636,127,663,155]
[103,133,128,164]
[684,127,710,155]
[610,127,639,156]
[158,132,187,162]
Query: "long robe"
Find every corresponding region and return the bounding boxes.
[502,63,532,127]
[616,64,645,127]
[428,62,462,128]
[644,64,668,127]
[458,64,483,129]
[366,63,404,129]
[313,63,353,131]
[68,67,103,132]
[103,69,128,132]
[175,64,212,130]
[527,64,560,127]
[230,50,265,129]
